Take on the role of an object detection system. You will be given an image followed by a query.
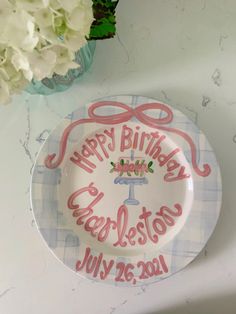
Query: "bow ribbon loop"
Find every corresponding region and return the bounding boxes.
[45,101,210,177]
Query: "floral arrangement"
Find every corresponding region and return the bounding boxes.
[0,0,119,104]
[110,160,154,177]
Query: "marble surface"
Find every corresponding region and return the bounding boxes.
[0,1,236,313]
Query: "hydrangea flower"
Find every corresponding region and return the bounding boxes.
[0,0,94,104]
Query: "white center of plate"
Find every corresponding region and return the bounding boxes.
[59,123,194,257]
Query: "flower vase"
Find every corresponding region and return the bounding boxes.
[26,41,96,95]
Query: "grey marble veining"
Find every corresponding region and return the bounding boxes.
[1,1,236,314]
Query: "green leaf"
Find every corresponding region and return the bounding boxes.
[89,20,116,39]
[110,161,115,166]
[148,168,154,173]
[89,0,119,40]
[120,159,124,165]
[148,161,153,168]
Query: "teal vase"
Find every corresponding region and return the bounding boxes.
[26,41,96,95]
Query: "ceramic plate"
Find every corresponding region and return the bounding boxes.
[31,95,222,286]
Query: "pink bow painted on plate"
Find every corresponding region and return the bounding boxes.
[45,101,211,177]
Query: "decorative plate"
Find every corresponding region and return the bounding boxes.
[30,95,222,286]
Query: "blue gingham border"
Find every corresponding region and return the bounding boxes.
[31,95,222,286]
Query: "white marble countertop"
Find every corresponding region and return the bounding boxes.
[1,1,236,313]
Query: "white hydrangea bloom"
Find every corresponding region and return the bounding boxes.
[11,49,33,81]
[1,8,39,52]
[14,0,49,11]
[57,0,79,12]
[50,45,79,75]
[65,1,94,34]
[27,49,57,80]
[34,8,53,28]
[0,47,29,104]
[0,0,94,104]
